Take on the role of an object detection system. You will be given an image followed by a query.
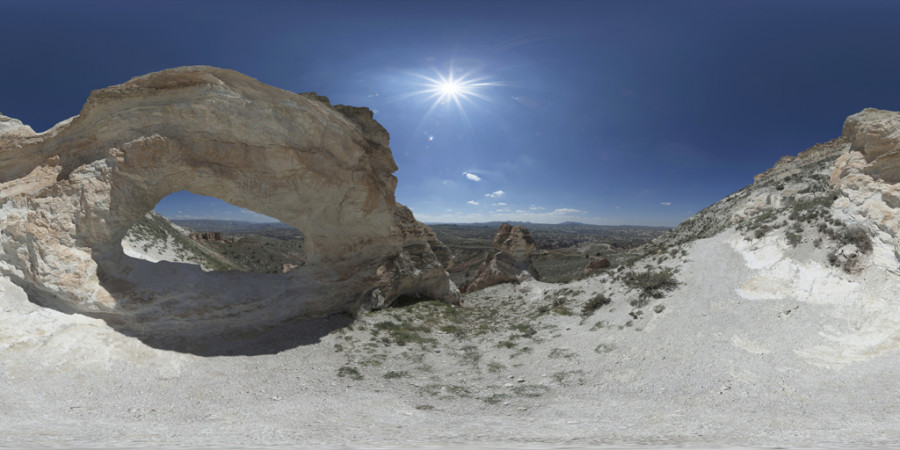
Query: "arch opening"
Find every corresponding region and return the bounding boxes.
[0,66,460,355]
[122,191,307,274]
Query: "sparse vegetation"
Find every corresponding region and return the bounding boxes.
[622,268,679,305]
[337,366,363,380]
[581,294,611,317]
[786,230,802,247]
[458,345,482,366]
[383,370,409,379]
[373,320,435,346]
[836,226,873,253]
[512,384,550,398]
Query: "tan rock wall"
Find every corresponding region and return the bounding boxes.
[0,66,458,337]
[832,108,900,271]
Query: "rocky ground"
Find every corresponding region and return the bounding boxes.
[1,222,897,448]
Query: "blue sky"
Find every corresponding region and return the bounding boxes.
[3,1,900,226]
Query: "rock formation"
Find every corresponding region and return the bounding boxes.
[190,231,225,242]
[831,108,900,271]
[582,257,611,276]
[462,223,540,293]
[0,66,459,338]
[660,108,900,277]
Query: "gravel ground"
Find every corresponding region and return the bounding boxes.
[0,230,898,449]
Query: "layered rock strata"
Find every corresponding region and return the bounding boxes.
[0,66,458,338]
[831,108,900,271]
[462,223,540,293]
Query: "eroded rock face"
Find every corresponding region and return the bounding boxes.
[462,223,540,293]
[583,257,611,277]
[190,232,225,242]
[832,108,900,271]
[0,66,458,338]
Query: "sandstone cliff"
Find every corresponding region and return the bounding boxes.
[0,66,458,339]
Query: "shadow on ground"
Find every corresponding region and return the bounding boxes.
[15,258,357,357]
[105,312,355,357]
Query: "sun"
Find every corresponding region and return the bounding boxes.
[421,70,485,106]
[398,64,503,135]
[439,79,462,97]
[409,66,499,122]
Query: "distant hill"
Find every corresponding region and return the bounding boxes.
[171,219,298,235]
[426,220,672,231]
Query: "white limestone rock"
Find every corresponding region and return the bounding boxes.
[832,108,900,272]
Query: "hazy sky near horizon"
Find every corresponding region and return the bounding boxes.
[3,1,900,226]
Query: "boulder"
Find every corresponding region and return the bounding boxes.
[583,257,611,276]
[462,223,540,293]
[0,66,459,338]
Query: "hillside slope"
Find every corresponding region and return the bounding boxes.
[121,211,242,271]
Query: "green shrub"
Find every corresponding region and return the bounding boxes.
[622,268,679,301]
[581,294,611,317]
[839,227,873,253]
[337,366,363,380]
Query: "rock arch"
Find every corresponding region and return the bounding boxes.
[0,66,458,338]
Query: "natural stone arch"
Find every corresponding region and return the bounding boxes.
[0,66,458,339]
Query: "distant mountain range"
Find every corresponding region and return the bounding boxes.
[171,218,672,235]
[426,221,671,231]
[171,219,295,234]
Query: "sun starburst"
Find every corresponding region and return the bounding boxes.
[404,66,501,134]
[418,68,493,106]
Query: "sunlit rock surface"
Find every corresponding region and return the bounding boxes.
[462,223,540,293]
[832,108,900,271]
[0,66,458,338]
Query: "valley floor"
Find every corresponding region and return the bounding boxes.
[0,231,897,448]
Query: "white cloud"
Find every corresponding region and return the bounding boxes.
[492,202,507,206]
[529,205,545,210]
[467,200,480,205]
[551,208,583,215]
[660,202,671,206]
[463,172,481,182]
[494,208,511,212]
[484,190,505,198]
